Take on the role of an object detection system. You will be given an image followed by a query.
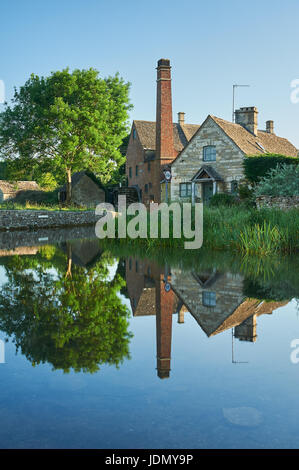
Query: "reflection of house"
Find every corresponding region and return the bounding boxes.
[126,259,289,378]
[58,171,105,207]
[171,268,288,342]
[126,257,177,379]
[60,239,102,268]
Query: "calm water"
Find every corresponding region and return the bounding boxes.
[0,230,299,449]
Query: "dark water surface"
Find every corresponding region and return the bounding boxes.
[0,230,298,449]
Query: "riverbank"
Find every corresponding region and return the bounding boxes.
[109,206,299,255]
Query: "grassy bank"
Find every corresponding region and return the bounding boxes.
[0,201,93,211]
[109,206,299,255]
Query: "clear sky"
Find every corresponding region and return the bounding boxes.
[1,0,299,147]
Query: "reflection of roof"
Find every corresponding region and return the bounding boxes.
[61,239,102,268]
[133,120,200,152]
[134,288,156,316]
[210,298,289,337]
[0,246,39,257]
[210,116,298,156]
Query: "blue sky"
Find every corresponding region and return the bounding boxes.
[1,0,299,147]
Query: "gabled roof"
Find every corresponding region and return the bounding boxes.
[191,165,223,182]
[171,115,298,166]
[133,120,200,152]
[210,115,298,157]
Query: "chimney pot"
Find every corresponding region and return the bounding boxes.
[178,112,185,125]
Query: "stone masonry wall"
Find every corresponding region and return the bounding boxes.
[256,196,299,210]
[0,209,101,231]
[171,117,245,200]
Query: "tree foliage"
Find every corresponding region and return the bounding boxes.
[254,163,299,197]
[243,153,299,183]
[0,68,132,200]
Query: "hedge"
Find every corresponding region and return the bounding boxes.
[243,153,299,183]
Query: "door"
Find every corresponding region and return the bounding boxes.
[203,182,214,203]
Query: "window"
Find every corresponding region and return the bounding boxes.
[135,260,139,272]
[179,182,192,197]
[145,184,148,193]
[202,291,216,307]
[203,145,216,162]
[133,129,136,139]
[149,182,152,189]
[129,259,132,270]
[231,180,238,195]
[129,167,132,178]
[136,165,138,176]
[148,161,151,171]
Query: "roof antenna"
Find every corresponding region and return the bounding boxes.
[232,327,249,364]
[232,84,250,123]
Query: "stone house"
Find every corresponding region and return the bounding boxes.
[0,180,40,202]
[170,109,298,203]
[59,171,105,207]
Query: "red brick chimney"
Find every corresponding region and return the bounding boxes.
[153,59,175,203]
[156,274,175,379]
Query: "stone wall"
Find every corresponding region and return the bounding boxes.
[256,196,299,210]
[0,209,101,231]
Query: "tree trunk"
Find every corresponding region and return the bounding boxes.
[66,168,72,204]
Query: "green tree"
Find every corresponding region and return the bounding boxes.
[0,68,132,202]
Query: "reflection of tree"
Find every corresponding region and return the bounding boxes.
[0,245,132,373]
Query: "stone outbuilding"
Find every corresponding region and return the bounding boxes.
[58,171,106,208]
[0,180,41,202]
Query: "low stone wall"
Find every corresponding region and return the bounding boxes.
[256,196,299,210]
[0,209,101,231]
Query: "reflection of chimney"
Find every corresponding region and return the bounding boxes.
[178,309,185,324]
[156,276,174,379]
[266,120,274,134]
[234,315,257,342]
[178,112,185,125]
[235,106,258,136]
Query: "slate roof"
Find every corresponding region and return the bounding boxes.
[210,115,298,157]
[133,120,200,152]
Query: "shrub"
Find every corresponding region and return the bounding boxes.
[243,154,299,183]
[209,193,237,207]
[254,163,299,197]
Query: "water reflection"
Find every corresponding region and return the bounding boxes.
[0,229,298,378]
[0,238,132,373]
[124,250,298,379]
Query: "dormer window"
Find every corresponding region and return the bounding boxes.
[203,145,216,162]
